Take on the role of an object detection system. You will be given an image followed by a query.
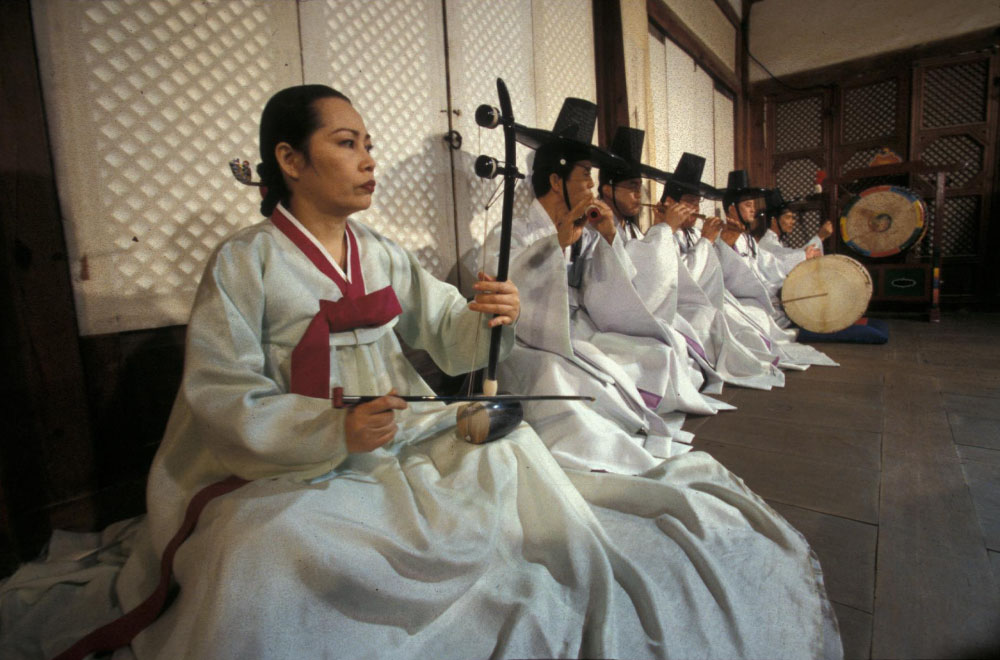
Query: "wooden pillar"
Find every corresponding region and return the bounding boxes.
[0,0,97,559]
[593,0,629,145]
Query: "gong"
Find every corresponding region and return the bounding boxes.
[840,185,927,258]
[782,255,873,333]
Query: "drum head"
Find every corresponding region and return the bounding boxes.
[840,186,927,258]
[782,255,873,333]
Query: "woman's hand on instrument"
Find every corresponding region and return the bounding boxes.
[701,216,724,243]
[344,388,407,453]
[805,244,822,260]
[469,271,520,327]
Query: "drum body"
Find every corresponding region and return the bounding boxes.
[782,255,873,333]
[840,185,927,258]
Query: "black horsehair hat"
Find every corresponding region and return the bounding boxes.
[602,127,672,184]
[664,152,722,201]
[722,169,768,209]
[515,98,626,171]
[764,188,792,218]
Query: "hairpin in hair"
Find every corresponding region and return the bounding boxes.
[228,158,261,186]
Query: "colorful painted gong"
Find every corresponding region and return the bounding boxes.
[840,185,927,258]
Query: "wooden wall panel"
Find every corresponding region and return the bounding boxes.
[750,30,1000,307]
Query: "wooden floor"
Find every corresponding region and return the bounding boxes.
[684,313,1000,660]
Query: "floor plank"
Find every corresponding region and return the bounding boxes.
[770,501,877,613]
[789,362,885,387]
[834,602,873,660]
[719,385,883,434]
[873,455,1000,658]
[694,440,880,523]
[942,393,1000,420]
[948,412,1000,451]
[696,414,880,471]
[878,456,986,551]
[872,539,1000,659]
[958,444,1000,466]
[961,459,1000,551]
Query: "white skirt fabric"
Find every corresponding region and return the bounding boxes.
[103,413,840,659]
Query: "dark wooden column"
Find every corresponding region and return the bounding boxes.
[0,0,98,561]
[593,0,629,145]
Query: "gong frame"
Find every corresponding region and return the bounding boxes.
[825,159,959,322]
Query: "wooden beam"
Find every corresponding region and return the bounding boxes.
[593,0,629,145]
[712,0,740,30]
[735,0,751,171]
[646,0,739,94]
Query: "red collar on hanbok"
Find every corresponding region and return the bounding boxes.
[271,207,402,398]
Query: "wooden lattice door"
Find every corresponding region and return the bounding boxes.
[910,51,998,303]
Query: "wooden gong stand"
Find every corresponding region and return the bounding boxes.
[823,159,964,322]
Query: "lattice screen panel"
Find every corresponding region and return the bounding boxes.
[32,0,301,334]
[532,0,596,132]
[530,0,598,224]
[647,31,670,201]
[917,135,983,188]
[713,89,735,189]
[916,196,980,257]
[299,0,455,281]
[664,39,717,215]
[774,96,822,153]
[786,209,821,250]
[446,0,537,287]
[922,59,989,128]
[842,80,897,143]
[775,158,819,201]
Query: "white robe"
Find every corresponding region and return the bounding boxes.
[677,226,789,371]
[758,228,823,275]
[483,200,731,475]
[71,206,843,660]
[716,233,837,367]
[616,218,785,390]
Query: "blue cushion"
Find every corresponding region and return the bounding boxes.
[797,318,889,344]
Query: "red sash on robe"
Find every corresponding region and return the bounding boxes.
[271,208,402,399]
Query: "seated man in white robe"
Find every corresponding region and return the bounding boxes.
[756,187,832,272]
[716,170,837,366]
[483,99,732,475]
[663,157,792,373]
[597,133,784,390]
